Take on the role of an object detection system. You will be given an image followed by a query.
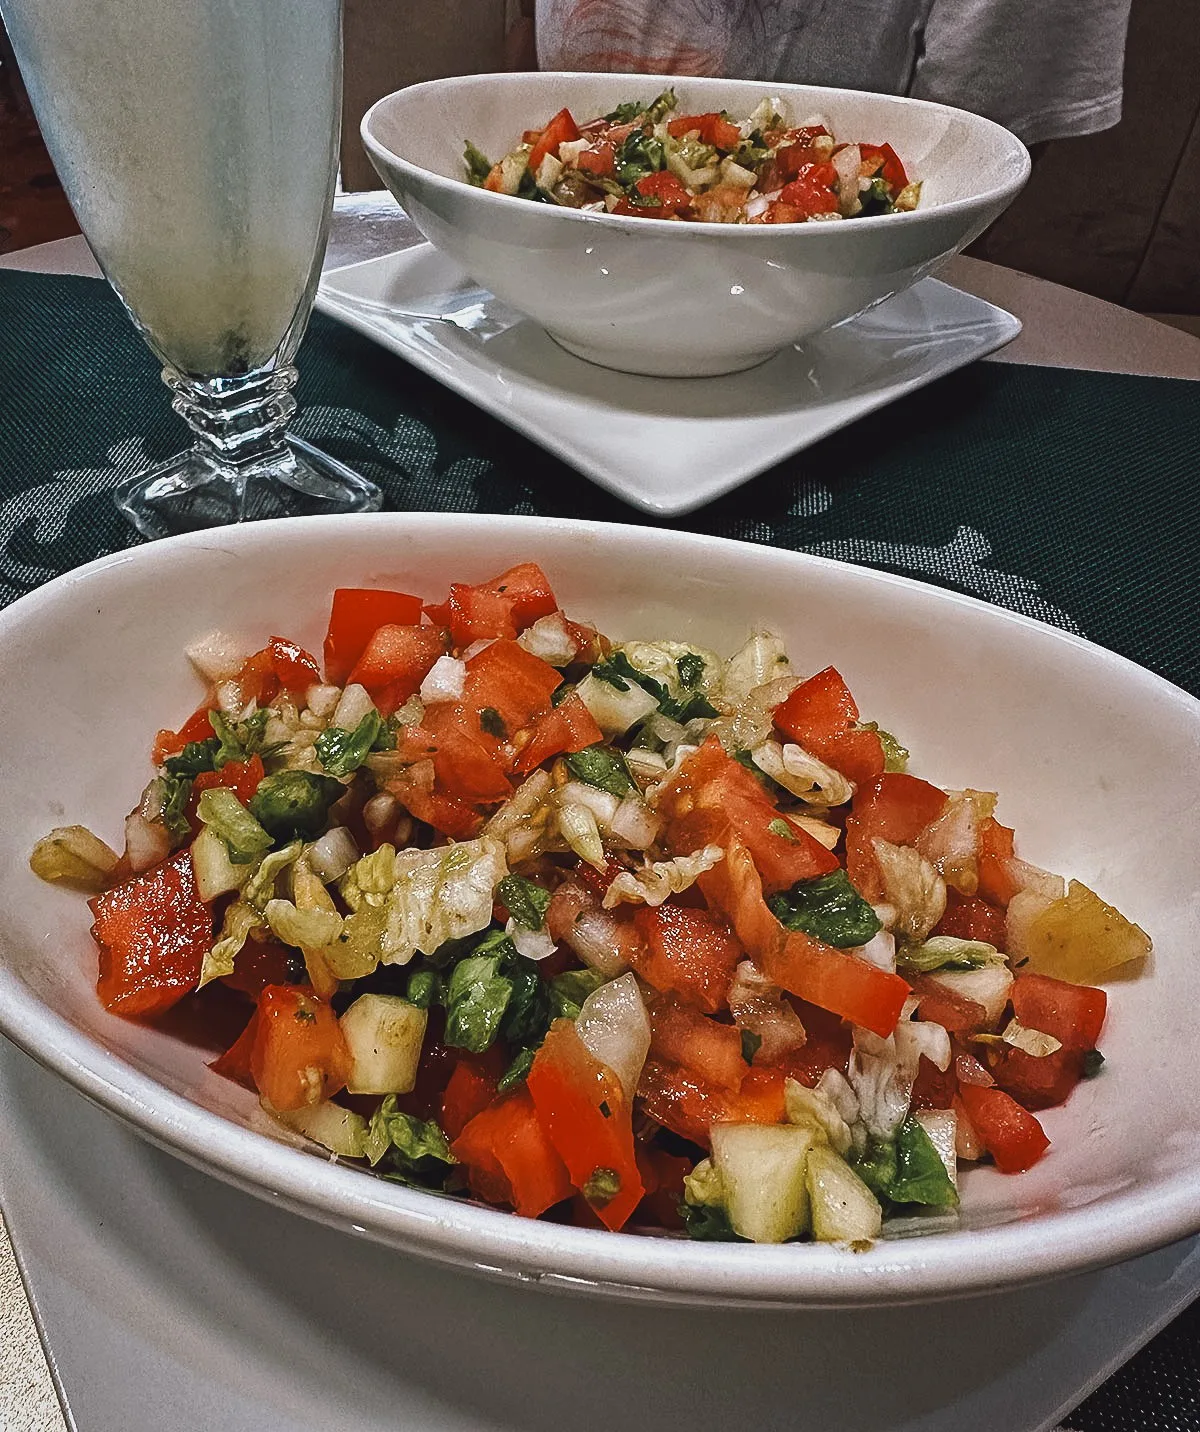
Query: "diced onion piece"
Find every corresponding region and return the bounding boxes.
[999,1018,1062,1058]
[852,930,896,972]
[536,151,563,190]
[332,683,377,732]
[305,684,341,719]
[915,789,996,897]
[833,143,862,216]
[517,612,579,667]
[751,740,853,807]
[306,826,360,884]
[602,845,723,909]
[625,747,669,785]
[787,814,841,850]
[186,630,252,683]
[557,801,606,868]
[894,1018,952,1074]
[872,838,947,943]
[926,964,1014,1027]
[29,825,119,891]
[505,917,557,962]
[721,632,794,708]
[575,671,658,736]
[419,655,466,705]
[607,796,662,851]
[124,811,172,874]
[576,972,651,1101]
[728,959,808,1064]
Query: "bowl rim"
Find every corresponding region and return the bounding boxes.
[360,69,1033,238]
[1,511,1196,1308]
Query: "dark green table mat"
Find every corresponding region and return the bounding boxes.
[2,267,1198,703]
[3,267,1200,1432]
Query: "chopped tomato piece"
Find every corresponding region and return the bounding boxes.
[762,929,912,1041]
[421,703,511,803]
[649,996,748,1090]
[478,562,559,628]
[387,773,484,839]
[89,849,212,1019]
[249,984,351,1112]
[779,168,839,217]
[990,1046,1086,1112]
[666,112,741,149]
[576,141,616,178]
[441,1047,507,1140]
[528,106,581,173]
[345,623,446,698]
[635,1146,691,1229]
[977,817,1020,907]
[512,693,604,774]
[635,170,693,214]
[637,1059,787,1147]
[772,666,886,786]
[453,1088,574,1217]
[191,753,265,810]
[859,141,908,191]
[1012,972,1107,1050]
[845,772,949,901]
[152,704,214,764]
[733,1066,789,1124]
[267,636,322,692]
[631,902,742,1014]
[323,588,424,685]
[957,1083,1050,1173]
[907,971,990,1035]
[209,1009,259,1088]
[910,1053,958,1110]
[218,938,292,999]
[526,1020,644,1231]
[934,891,1008,947]
[463,638,561,732]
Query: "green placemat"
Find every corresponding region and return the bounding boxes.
[2,267,1197,708]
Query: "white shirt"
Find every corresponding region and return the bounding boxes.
[536,0,1130,144]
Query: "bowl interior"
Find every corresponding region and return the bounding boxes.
[0,514,1196,1305]
[364,71,1030,216]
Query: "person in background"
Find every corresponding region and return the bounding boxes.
[532,0,1132,145]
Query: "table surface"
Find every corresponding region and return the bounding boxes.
[3,196,1198,1432]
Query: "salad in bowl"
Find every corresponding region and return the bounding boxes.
[32,559,1149,1248]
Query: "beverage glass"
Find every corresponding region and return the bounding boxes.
[1,0,380,537]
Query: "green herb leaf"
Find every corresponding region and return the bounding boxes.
[615,129,666,186]
[210,708,269,769]
[497,874,552,931]
[444,954,513,1053]
[367,1096,457,1185]
[604,100,644,124]
[499,958,552,1048]
[248,770,345,842]
[196,788,274,865]
[679,1202,746,1242]
[406,968,443,1010]
[591,650,657,694]
[676,653,706,689]
[889,1117,959,1207]
[659,690,719,723]
[768,870,882,949]
[158,775,194,841]
[899,935,1002,973]
[315,709,388,777]
[565,744,634,797]
[463,140,493,185]
[740,1029,762,1064]
[859,721,909,773]
[767,817,797,842]
[497,1046,537,1093]
[644,88,678,124]
[163,738,218,778]
[479,707,507,739]
[1083,1049,1105,1079]
[847,1137,899,1205]
[550,968,607,1020]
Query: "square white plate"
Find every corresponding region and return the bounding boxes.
[316,244,1020,516]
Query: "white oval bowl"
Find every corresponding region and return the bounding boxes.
[1,513,1196,1308]
[361,72,1030,376]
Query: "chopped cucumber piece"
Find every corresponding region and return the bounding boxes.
[274,1100,369,1158]
[806,1144,883,1243]
[710,1122,817,1244]
[339,994,428,1095]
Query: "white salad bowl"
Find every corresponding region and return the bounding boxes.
[360,72,1030,376]
[0,513,1197,1309]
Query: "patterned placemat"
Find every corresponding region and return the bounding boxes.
[3,266,1199,1430]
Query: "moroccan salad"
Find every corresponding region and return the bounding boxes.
[32,563,1150,1245]
[464,89,921,224]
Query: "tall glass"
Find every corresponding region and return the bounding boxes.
[1,0,380,536]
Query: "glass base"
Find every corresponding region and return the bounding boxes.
[113,436,382,539]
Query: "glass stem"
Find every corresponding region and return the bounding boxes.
[164,364,301,517]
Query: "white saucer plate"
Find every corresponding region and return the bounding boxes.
[315,243,1020,515]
